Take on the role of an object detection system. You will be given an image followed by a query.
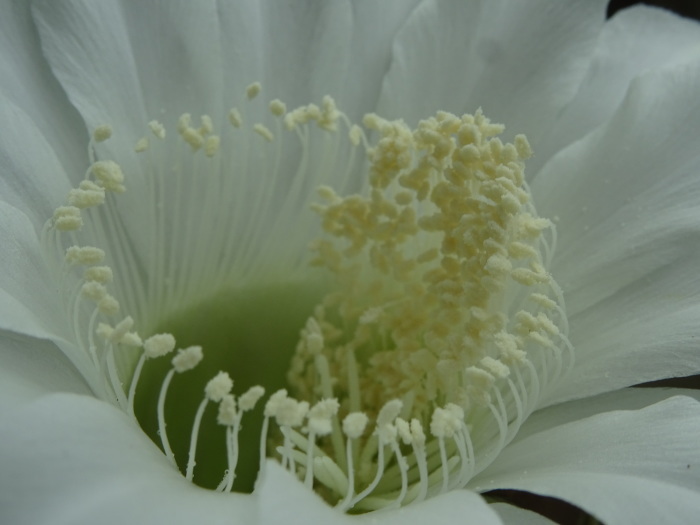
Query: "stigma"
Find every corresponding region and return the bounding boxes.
[41,82,572,513]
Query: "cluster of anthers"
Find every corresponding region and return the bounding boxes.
[42,81,572,513]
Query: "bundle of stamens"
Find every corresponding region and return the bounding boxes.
[40,81,571,513]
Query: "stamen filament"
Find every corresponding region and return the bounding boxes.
[186,398,209,481]
[157,368,178,466]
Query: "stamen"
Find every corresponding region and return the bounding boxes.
[186,372,233,481]
[348,400,402,509]
[337,412,369,511]
[304,398,340,488]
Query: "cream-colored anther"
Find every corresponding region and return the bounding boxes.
[376,399,403,443]
[53,206,83,231]
[342,412,369,439]
[463,366,495,406]
[65,246,105,265]
[96,322,113,341]
[395,417,412,445]
[205,371,234,402]
[480,356,510,379]
[199,115,214,136]
[318,96,339,131]
[228,108,242,128]
[204,135,221,157]
[97,295,120,315]
[530,293,558,310]
[143,333,176,359]
[218,394,237,426]
[134,137,149,152]
[68,186,105,208]
[253,123,274,142]
[181,127,204,151]
[349,125,362,146]
[410,418,426,446]
[108,316,134,344]
[269,99,286,117]
[495,332,527,365]
[81,281,107,302]
[307,398,340,436]
[275,397,309,428]
[120,331,142,347]
[264,389,289,418]
[177,113,192,133]
[79,180,103,191]
[239,386,265,412]
[514,134,533,159]
[91,160,125,193]
[172,346,204,373]
[84,266,113,284]
[148,120,166,139]
[430,405,461,439]
[92,125,112,142]
[246,82,262,100]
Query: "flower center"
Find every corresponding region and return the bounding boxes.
[41,83,572,512]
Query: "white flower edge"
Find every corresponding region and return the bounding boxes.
[472,394,700,525]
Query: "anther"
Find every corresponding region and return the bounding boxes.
[92,125,113,143]
[304,398,339,487]
[269,99,286,117]
[246,82,262,100]
[228,108,242,128]
[91,160,125,193]
[68,185,106,208]
[143,333,177,359]
[84,266,113,284]
[253,123,274,142]
[148,120,166,139]
[53,206,83,231]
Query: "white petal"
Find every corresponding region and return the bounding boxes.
[218,0,421,122]
[0,93,73,228]
[0,0,86,180]
[531,6,700,175]
[100,0,225,120]
[473,396,700,525]
[31,0,148,154]
[520,387,700,443]
[365,490,503,525]
[260,461,503,524]
[0,201,69,341]
[490,502,557,525]
[258,462,357,525]
[31,0,230,131]
[532,59,700,402]
[0,332,89,417]
[376,0,607,145]
[0,393,259,525]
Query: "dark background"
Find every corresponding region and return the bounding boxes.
[608,0,700,20]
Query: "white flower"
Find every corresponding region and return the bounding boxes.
[2,1,700,524]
